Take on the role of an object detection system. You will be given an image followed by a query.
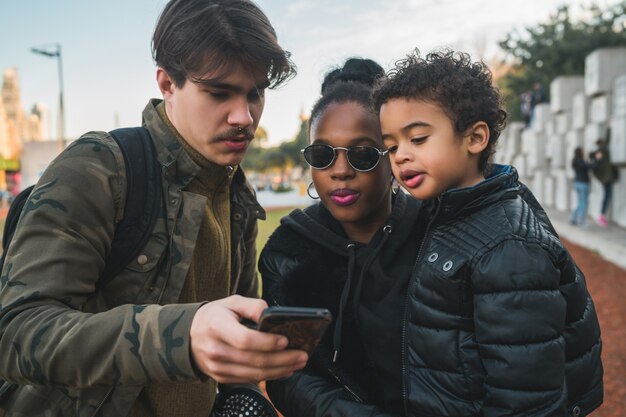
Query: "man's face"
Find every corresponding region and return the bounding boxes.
[159,64,268,166]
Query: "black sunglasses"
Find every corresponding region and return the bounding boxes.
[301,144,388,172]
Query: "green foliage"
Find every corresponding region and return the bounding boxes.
[241,120,310,173]
[498,1,626,120]
[255,208,292,262]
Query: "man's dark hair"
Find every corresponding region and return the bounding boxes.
[373,50,507,175]
[309,58,385,131]
[152,0,296,88]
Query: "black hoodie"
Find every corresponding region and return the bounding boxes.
[259,191,423,412]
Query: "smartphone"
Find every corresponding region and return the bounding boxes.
[257,306,332,353]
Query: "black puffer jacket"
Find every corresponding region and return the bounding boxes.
[261,166,603,417]
[402,165,602,417]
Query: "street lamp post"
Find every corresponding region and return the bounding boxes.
[31,43,65,150]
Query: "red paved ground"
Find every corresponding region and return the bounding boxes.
[563,238,626,416]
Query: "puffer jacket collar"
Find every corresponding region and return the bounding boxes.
[434,164,519,223]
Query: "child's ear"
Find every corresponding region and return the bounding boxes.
[466,121,490,155]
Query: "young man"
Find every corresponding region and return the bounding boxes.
[0,1,307,416]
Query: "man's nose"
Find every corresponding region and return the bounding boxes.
[228,98,254,127]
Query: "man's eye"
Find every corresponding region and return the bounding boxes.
[209,91,229,99]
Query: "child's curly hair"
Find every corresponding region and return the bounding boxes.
[373,50,507,176]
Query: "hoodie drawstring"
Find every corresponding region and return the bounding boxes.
[332,225,392,363]
[333,243,357,363]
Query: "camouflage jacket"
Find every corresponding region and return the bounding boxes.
[0,99,265,417]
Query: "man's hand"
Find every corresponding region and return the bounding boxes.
[190,295,308,383]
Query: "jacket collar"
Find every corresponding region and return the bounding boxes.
[434,164,520,222]
[141,99,264,218]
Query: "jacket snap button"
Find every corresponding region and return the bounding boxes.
[572,406,581,417]
[170,198,177,206]
[428,253,438,262]
[233,213,242,221]
[443,260,453,271]
[137,255,148,265]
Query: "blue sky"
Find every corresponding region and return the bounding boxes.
[0,0,609,145]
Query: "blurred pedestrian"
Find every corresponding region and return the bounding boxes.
[570,146,591,227]
[590,135,617,227]
[520,90,532,127]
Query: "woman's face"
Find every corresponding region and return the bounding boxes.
[309,101,392,242]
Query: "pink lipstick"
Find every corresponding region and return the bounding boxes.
[330,188,359,206]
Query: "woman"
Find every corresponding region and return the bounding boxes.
[571,146,591,227]
[259,58,421,416]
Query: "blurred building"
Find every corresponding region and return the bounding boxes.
[0,67,47,195]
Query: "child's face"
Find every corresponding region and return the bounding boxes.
[380,98,485,200]
[309,101,392,236]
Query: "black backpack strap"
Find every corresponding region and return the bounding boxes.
[98,127,162,289]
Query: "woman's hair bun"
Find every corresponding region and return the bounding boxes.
[320,58,384,94]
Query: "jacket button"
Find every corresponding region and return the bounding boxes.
[170,198,177,206]
[443,260,453,271]
[428,253,438,262]
[233,213,242,221]
[137,255,148,265]
[572,406,581,417]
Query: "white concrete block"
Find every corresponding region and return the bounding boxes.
[507,122,525,153]
[614,74,626,117]
[556,112,571,135]
[589,94,612,123]
[544,175,555,208]
[584,123,608,154]
[554,169,571,212]
[572,92,588,129]
[545,120,556,137]
[513,154,528,179]
[585,47,626,96]
[521,129,537,154]
[549,134,566,169]
[526,132,547,173]
[532,171,545,204]
[612,168,626,227]
[565,129,584,178]
[569,188,578,212]
[610,115,626,164]
[550,76,584,114]
[532,103,551,131]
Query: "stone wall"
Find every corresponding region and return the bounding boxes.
[495,47,626,227]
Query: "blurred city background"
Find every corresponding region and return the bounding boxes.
[1,0,626,415]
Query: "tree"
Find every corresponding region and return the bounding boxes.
[498,1,626,121]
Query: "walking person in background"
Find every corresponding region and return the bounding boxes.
[0,1,307,416]
[590,135,617,227]
[571,146,592,227]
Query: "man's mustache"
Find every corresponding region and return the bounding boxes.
[215,128,254,142]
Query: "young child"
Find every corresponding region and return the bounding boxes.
[373,50,603,417]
